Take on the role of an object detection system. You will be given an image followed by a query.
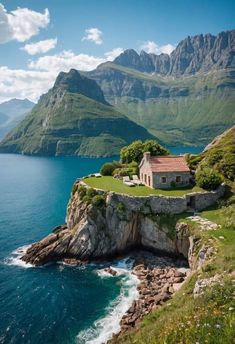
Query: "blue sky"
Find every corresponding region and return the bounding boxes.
[0,0,234,102]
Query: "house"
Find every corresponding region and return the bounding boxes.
[139,152,191,189]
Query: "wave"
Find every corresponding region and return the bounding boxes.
[4,245,34,268]
[76,258,139,344]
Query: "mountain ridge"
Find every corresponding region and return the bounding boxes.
[0,70,153,156]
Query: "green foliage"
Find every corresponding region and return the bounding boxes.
[196,168,223,190]
[120,139,168,164]
[91,194,106,207]
[187,154,203,170]
[86,188,97,198]
[120,140,143,164]
[77,185,87,198]
[142,139,169,156]
[117,202,126,212]
[82,195,91,204]
[198,126,235,181]
[100,161,122,176]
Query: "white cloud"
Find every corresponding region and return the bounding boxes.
[82,27,103,45]
[141,41,175,55]
[0,47,124,102]
[22,38,57,55]
[28,50,105,73]
[0,3,49,43]
[0,66,55,102]
[105,47,124,60]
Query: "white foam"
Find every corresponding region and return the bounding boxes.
[76,258,139,344]
[4,245,34,268]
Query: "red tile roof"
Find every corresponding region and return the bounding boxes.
[149,156,190,173]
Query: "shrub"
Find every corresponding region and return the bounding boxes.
[77,185,87,198]
[196,168,223,190]
[91,194,106,207]
[82,195,91,204]
[86,188,97,198]
[117,202,125,212]
[170,181,176,188]
[100,161,121,176]
[120,139,169,164]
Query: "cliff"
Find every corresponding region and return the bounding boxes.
[21,181,224,266]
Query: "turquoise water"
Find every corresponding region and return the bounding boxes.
[0,147,203,343]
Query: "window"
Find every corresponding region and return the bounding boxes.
[161,176,167,184]
[148,175,151,186]
[176,176,181,183]
[144,174,147,183]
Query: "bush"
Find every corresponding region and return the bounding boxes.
[117,202,125,212]
[196,168,223,190]
[120,139,169,164]
[91,194,106,207]
[86,188,97,198]
[77,185,87,198]
[100,161,121,176]
[82,195,91,204]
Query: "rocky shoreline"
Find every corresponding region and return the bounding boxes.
[103,250,190,342]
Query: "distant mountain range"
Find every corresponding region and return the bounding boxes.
[113,30,235,75]
[0,29,234,156]
[0,99,34,140]
[0,70,152,156]
[87,29,235,146]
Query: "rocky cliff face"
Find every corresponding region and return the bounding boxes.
[21,183,198,266]
[113,30,235,75]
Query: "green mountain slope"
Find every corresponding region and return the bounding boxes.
[0,70,153,157]
[88,64,235,146]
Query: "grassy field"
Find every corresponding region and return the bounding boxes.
[84,176,203,196]
[112,202,235,344]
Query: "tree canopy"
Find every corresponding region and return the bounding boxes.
[120,140,169,164]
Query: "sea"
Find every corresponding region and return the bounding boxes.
[0,146,203,344]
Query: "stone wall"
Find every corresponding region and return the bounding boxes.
[152,171,191,189]
[83,181,225,214]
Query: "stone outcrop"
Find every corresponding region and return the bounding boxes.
[21,182,224,266]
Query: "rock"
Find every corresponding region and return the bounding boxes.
[104,267,117,276]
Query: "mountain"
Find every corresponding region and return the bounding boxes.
[87,29,235,146]
[0,98,34,140]
[114,30,235,75]
[0,69,153,157]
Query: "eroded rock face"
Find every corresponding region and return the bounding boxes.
[21,183,196,266]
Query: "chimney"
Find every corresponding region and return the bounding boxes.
[144,152,151,162]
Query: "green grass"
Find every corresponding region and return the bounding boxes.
[84,176,203,196]
[111,201,235,344]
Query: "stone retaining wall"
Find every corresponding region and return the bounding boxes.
[81,180,225,214]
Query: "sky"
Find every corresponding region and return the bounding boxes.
[0,0,234,103]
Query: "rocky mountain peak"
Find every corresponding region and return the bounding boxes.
[112,29,235,75]
[54,69,108,104]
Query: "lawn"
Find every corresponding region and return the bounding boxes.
[84,176,203,197]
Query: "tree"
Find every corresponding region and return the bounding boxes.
[120,139,169,164]
[143,140,169,157]
[100,161,121,176]
[120,140,143,164]
[196,168,223,190]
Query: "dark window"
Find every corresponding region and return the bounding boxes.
[176,176,181,183]
[161,176,167,184]
[148,175,151,186]
[144,174,147,183]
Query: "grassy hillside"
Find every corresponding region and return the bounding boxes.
[89,65,235,146]
[112,203,235,344]
[110,125,235,343]
[0,87,153,157]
